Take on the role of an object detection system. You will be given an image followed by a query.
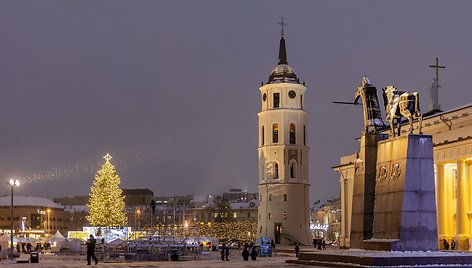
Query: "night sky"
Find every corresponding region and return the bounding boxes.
[1,1,471,204]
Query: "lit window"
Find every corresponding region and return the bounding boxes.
[272,123,279,143]
[290,123,296,144]
[233,212,237,218]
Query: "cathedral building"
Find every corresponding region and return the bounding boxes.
[257,28,311,245]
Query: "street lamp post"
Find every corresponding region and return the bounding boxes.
[134,209,141,239]
[9,178,20,260]
[47,209,51,237]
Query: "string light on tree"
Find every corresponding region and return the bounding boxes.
[86,153,127,227]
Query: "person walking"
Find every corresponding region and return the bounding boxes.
[295,243,300,258]
[442,239,449,250]
[250,246,258,261]
[86,234,98,265]
[225,244,230,261]
[322,240,326,250]
[242,247,249,261]
[220,243,226,261]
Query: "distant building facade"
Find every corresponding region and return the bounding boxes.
[310,199,341,244]
[0,196,69,238]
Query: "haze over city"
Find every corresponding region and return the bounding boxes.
[1,1,471,203]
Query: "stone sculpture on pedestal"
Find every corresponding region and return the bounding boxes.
[382,86,422,137]
[350,78,437,251]
[350,77,388,249]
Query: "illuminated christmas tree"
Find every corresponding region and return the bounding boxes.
[86,153,127,227]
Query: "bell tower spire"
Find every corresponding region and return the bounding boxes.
[257,20,311,246]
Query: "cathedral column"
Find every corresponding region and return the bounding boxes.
[456,159,469,250]
[436,163,446,243]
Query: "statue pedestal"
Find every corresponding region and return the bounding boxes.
[350,134,387,249]
[364,134,438,251]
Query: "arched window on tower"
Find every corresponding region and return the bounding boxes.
[303,125,306,145]
[274,162,279,179]
[272,123,279,143]
[289,160,297,178]
[289,123,296,144]
[261,126,265,145]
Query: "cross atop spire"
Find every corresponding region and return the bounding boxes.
[277,17,287,37]
[429,57,445,81]
[277,17,288,65]
[103,153,112,163]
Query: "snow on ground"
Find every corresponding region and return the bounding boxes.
[0,249,308,268]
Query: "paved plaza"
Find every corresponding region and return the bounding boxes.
[0,247,313,268]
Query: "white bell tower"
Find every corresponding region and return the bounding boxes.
[257,21,311,245]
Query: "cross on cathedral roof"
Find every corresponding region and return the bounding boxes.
[429,57,445,81]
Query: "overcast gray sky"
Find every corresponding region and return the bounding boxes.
[1,1,471,204]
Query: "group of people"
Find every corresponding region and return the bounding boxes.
[15,241,51,254]
[313,238,326,250]
[241,244,259,261]
[442,239,456,250]
[220,242,262,261]
[220,243,230,261]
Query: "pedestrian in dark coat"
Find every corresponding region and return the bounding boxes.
[86,234,98,265]
[295,243,300,257]
[225,245,230,261]
[220,243,226,261]
[443,239,449,250]
[250,246,258,261]
[242,247,249,261]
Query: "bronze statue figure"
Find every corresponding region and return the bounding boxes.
[353,76,385,133]
[382,86,422,137]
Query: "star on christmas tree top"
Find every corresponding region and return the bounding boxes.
[103,153,112,163]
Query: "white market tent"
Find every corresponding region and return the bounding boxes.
[49,230,66,243]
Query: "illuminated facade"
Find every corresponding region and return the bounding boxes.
[0,196,69,238]
[335,104,472,250]
[311,199,341,243]
[257,30,311,245]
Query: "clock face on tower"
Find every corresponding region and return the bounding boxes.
[288,90,296,99]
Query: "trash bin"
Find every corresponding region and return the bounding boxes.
[30,252,39,263]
